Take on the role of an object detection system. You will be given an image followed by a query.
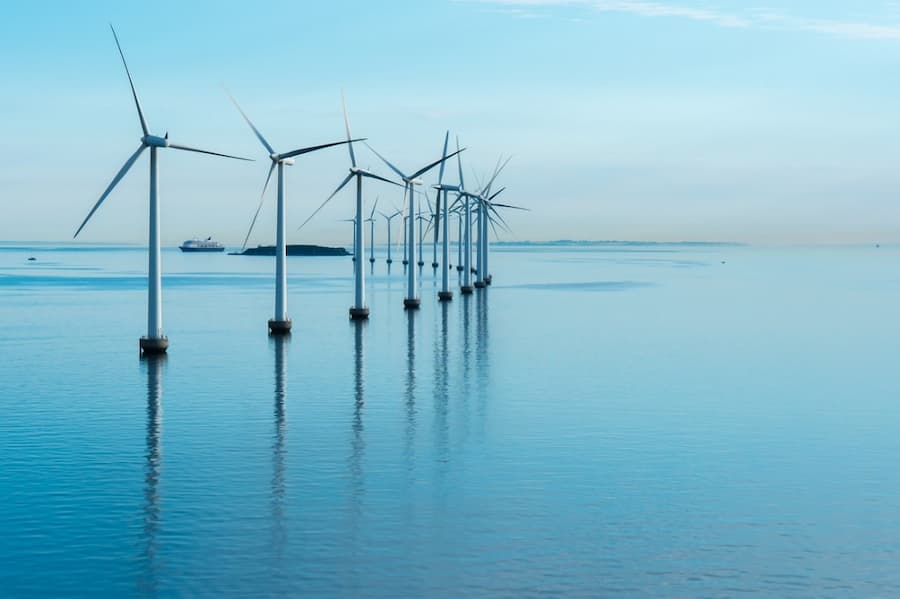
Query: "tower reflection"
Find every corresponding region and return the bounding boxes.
[270,334,288,564]
[139,354,165,597]
[405,310,417,464]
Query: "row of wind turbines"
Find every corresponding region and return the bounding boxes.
[74,26,524,354]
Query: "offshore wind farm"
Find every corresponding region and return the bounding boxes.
[5,2,900,597]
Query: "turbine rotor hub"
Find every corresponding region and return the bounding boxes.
[142,134,168,148]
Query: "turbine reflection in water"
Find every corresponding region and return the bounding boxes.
[139,354,165,597]
[270,334,288,571]
[350,321,366,512]
[405,311,417,467]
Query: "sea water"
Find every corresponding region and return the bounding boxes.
[2,242,899,597]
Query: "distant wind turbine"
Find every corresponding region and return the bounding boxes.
[74,25,253,354]
[229,92,363,332]
[365,141,464,309]
[367,197,379,264]
[295,93,398,320]
[379,208,402,264]
[431,132,459,300]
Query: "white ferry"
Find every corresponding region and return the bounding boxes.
[179,237,225,252]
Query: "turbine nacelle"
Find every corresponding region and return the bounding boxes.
[271,154,295,166]
[408,178,424,186]
[142,134,169,148]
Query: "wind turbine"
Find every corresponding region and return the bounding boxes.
[229,93,363,333]
[295,93,398,320]
[379,208,402,264]
[365,141,464,309]
[474,157,515,285]
[367,197,379,264]
[453,139,476,295]
[74,25,252,354]
[471,157,510,288]
[416,194,430,268]
[432,132,459,301]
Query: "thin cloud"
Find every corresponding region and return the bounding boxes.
[461,0,900,40]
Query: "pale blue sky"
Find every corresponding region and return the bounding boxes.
[3,0,900,244]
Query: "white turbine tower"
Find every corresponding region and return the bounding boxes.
[432,132,459,301]
[74,25,252,354]
[229,93,362,333]
[295,93,399,320]
[364,142,464,309]
[367,197,379,264]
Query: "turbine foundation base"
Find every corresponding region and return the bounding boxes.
[431,262,439,268]
[140,336,169,354]
[417,261,425,267]
[456,266,464,272]
[386,259,393,264]
[461,286,474,295]
[268,319,293,335]
[438,291,453,301]
[349,307,370,320]
[403,298,421,310]
[474,280,486,289]
[369,258,375,263]
[402,260,409,265]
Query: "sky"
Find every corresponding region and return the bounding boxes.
[3,0,900,244]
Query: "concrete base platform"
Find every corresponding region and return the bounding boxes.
[417,261,425,267]
[438,290,453,301]
[456,265,464,272]
[369,258,375,263]
[402,260,409,265]
[349,306,370,320]
[140,336,169,354]
[403,298,421,310]
[474,280,486,288]
[486,275,493,285]
[431,262,439,268]
[386,259,393,264]
[268,319,293,335]
[460,285,474,295]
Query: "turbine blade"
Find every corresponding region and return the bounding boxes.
[168,142,254,161]
[297,172,354,231]
[489,217,502,240]
[456,137,465,191]
[492,202,529,211]
[74,144,146,238]
[437,130,449,185]
[369,196,379,220]
[359,170,403,187]
[488,187,506,202]
[363,142,407,180]
[487,203,512,231]
[410,147,465,181]
[109,25,149,136]
[483,156,512,196]
[226,90,275,155]
[341,90,357,168]
[278,138,365,160]
[241,163,276,251]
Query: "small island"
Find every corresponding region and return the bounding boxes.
[230,244,350,257]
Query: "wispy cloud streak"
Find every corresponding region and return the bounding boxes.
[462,0,900,40]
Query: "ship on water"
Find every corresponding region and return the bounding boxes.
[179,237,226,252]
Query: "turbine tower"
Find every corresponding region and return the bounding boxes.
[295,93,398,320]
[432,132,459,301]
[367,198,379,264]
[74,25,252,354]
[229,93,362,333]
[365,141,464,309]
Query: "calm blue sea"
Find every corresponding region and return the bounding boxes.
[2,241,900,597]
